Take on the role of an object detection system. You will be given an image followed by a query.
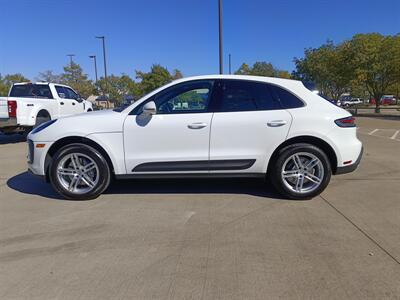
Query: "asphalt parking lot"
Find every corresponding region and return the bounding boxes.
[0,116,399,300]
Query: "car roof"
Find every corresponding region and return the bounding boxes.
[13,82,70,87]
[170,74,304,89]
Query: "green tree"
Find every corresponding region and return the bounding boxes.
[235,61,291,79]
[0,73,29,96]
[36,70,62,83]
[293,41,355,100]
[135,64,181,96]
[235,63,252,75]
[61,62,95,98]
[350,33,400,112]
[96,74,137,104]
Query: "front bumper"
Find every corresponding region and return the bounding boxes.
[335,146,363,175]
[27,139,53,177]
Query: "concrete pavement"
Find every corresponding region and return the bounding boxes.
[0,117,399,299]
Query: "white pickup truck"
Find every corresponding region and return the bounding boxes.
[0,82,93,135]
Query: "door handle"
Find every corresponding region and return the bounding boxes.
[60,102,64,105]
[72,102,76,105]
[267,120,287,127]
[188,122,207,129]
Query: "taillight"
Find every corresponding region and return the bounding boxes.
[7,100,17,118]
[335,116,356,128]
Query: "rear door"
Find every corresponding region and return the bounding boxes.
[209,79,293,174]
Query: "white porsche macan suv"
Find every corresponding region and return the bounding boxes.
[27,75,363,200]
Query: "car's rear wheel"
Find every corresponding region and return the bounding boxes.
[49,144,111,200]
[269,143,332,200]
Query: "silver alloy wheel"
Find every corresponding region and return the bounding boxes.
[56,153,99,194]
[281,152,324,194]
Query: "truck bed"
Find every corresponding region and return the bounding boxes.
[0,97,9,119]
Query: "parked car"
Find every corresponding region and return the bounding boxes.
[0,82,93,135]
[370,95,397,105]
[381,95,396,105]
[341,98,363,108]
[27,75,363,200]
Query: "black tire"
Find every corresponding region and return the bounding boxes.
[269,143,332,200]
[49,143,111,200]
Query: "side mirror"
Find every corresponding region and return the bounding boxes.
[77,94,84,103]
[142,101,156,115]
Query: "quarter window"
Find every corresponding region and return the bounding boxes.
[270,85,304,108]
[218,80,279,112]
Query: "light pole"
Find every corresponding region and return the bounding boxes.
[218,0,223,74]
[95,36,108,82]
[229,53,231,74]
[96,36,109,107]
[89,55,98,83]
[67,54,75,67]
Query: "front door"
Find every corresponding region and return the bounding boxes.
[123,80,215,174]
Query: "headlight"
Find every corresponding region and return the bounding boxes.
[31,119,57,134]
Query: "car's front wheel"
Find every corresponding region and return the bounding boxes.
[49,144,111,200]
[269,143,332,200]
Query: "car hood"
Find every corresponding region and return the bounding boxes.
[30,109,125,141]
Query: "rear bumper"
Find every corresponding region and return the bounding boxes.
[335,146,363,175]
[0,117,17,128]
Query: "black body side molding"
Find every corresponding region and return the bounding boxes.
[132,159,256,172]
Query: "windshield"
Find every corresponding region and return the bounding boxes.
[9,84,53,99]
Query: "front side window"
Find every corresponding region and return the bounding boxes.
[10,84,53,99]
[133,80,214,115]
[65,88,79,100]
[217,80,279,112]
[55,86,67,98]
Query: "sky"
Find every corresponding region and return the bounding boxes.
[0,0,399,80]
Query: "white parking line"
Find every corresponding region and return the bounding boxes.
[391,130,399,140]
[369,129,379,135]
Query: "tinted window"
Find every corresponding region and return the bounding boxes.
[10,84,53,99]
[218,80,279,112]
[65,88,79,100]
[134,80,214,115]
[55,86,67,98]
[270,85,304,109]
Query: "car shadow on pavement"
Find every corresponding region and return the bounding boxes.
[0,133,26,145]
[7,172,62,199]
[106,178,286,199]
[7,172,288,201]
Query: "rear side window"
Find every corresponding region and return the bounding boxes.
[218,80,279,112]
[270,85,304,109]
[10,84,53,99]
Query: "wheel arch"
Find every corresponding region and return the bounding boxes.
[37,109,51,118]
[267,135,338,176]
[44,136,115,182]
